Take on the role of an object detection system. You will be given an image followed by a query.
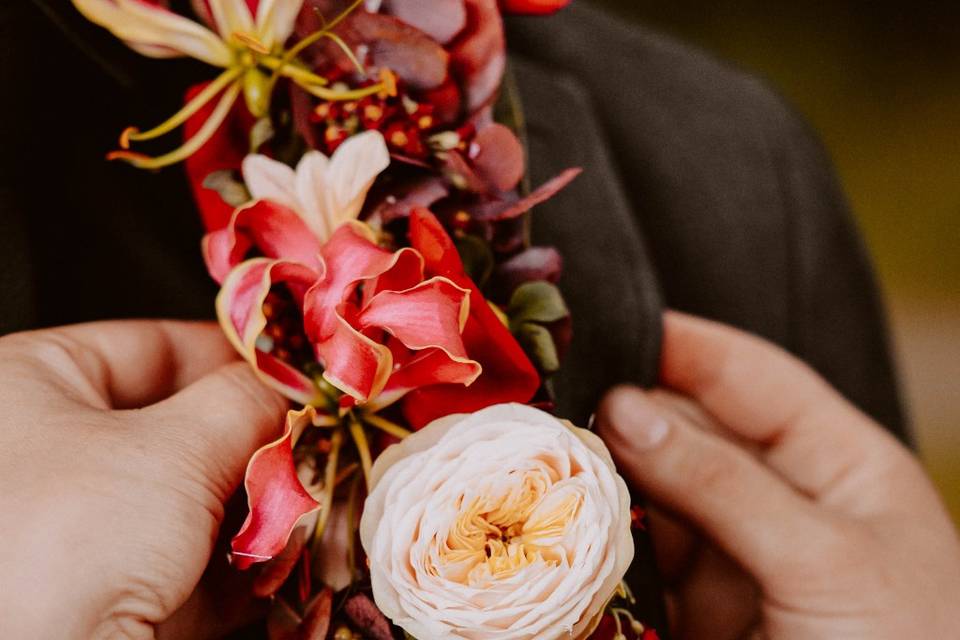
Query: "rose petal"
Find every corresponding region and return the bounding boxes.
[381,0,467,44]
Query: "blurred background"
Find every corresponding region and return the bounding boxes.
[593,0,960,520]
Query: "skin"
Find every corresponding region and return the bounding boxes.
[0,321,287,639]
[1,314,958,638]
[597,311,960,640]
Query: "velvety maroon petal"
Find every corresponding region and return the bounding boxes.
[231,408,324,570]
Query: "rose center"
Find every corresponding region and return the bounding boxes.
[436,471,583,586]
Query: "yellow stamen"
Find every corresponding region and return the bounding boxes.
[233,31,270,55]
[323,31,365,76]
[362,413,411,439]
[378,68,398,98]
[301,82,386,103]
[119,67,243,149]
[109,81,241,170]
[260,55,329,87]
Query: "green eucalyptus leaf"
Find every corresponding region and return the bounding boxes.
[508,281,569,330]
[517,321,561,374]
[202,170,251,207]
[455,235,495,287]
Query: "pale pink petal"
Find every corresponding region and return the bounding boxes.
[208,0,256,40]
[254,0,304,46]
[294,151,335,241]
[72,0,232,66]
[242,154,300,212]
[327,131,391,229]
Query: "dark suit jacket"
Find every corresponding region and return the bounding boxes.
[0,0,907,635]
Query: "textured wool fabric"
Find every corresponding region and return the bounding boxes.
[0,1,907,637]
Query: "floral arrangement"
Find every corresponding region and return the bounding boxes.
[73,0,660,638]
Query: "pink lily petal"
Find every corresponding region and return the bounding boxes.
[231,407,324,570]
[315,313,394,403]
[305,223,424,343]
[202,200,322,284]
[217,258,322,405]
[358,277,471,356]
[370,346,482,411]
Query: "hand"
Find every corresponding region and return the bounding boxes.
[0,321,288,639]
[598,311,960,640]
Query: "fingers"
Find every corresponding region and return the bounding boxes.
[6,320,239,410]
[597,386,832,585]
[660,311,909,506]
[143,362,289,501]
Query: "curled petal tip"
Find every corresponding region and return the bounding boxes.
[119,126,139,149]
[106,150,150,166]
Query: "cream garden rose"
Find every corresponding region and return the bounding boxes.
[359,404,634,640]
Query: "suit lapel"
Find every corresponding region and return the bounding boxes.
[511,55,664,426]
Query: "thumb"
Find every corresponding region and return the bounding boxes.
[597,385,834,587]
[143,362,289,502]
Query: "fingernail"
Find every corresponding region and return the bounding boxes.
[608,388,670,450]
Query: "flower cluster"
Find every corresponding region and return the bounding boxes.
[74,0,659,638]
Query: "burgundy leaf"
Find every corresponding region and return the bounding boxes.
[470,123,525,192]
[497,246,563,290]
[476,167,582,221]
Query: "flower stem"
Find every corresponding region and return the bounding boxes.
[363,413,412,439]
[348,418,373,488]
[311,428,343,549]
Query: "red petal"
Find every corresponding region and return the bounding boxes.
[203,200,322,284]
[231,408,323,570]
[315,313,394,403]
[305,224,423,344]
[499,0,572,15]
[375,347,482,409]
[358,277,471,356]
[476,167,583,221]
[217,259,321,405]
[184,82,255,232]
[403,210,539,427]
[408,207,467,280]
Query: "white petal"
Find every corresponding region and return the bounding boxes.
[241,154,299,211]
[208,0,256,40]
[73,0,231,66]
[255,0,305,47]
[294,151,335,242]
[326,130,391,229]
